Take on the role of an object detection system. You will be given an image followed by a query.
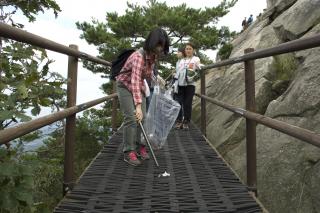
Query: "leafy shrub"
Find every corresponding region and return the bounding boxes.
[272,53,297,82]
[217,43,233,60]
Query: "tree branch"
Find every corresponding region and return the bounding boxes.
[171,35,184,46]
[3,119,14,128]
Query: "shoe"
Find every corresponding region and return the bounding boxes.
[174,122,183,129]
[182,122,189,130]
[138,146,150,160]
[124,151,141,166]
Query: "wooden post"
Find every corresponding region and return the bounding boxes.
[64,44,78,195]
[200,69,206,136]
[244,48,257,196]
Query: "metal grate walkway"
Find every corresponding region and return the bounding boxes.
[54,123,262,212]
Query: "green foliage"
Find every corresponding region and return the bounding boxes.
[0,0,65,130]
[77,109,112,144]
[29,111,108,211]
[0,148,34,213]
[30,135,64,212]
[267,53,298,96]
[74,110,108,176]
[0,133,64,213]
[0,111,109,212]
[0,41,66,130]
[76,0,237,83]
[272,53,298,82]
[0,0,66,212]
[0,0,61,24]
[19,131,41,142]
[217,42,233,60]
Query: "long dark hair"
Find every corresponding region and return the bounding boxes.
[185,42,195,50]
[143,27,170,55]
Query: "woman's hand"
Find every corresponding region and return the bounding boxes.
[135,104,143,122]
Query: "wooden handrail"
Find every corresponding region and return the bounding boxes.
[2,19,320,200]
[200,33,320,70]
[0,22,117,194]
[0,94,117,144]
[0,22,111,66]
[195,93,320,148]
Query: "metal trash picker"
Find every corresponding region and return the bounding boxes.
[138,121,159,167]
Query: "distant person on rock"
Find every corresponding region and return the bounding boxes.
[247,14,253,26]
[241,17,247,31]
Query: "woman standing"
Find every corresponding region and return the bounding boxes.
[174,42,200,130]
[116,28,170,166]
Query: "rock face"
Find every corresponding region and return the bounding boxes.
[272,0,320,41]
[193,1,320,212]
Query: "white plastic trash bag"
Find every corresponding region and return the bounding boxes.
[144,86,181,149]
[144,79,150,97]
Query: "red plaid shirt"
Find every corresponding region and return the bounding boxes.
[116,50,154,105]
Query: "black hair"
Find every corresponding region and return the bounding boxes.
[143,27,170,55]
[178,46,184,52]
[177,46,186,57]
[185,42,195,49]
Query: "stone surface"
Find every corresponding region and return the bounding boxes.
[267,0,297,20]
[271,0,320,41]
[267,0,297,9]
[193,1,320,212]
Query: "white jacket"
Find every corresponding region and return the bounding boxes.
[175,56,200,86]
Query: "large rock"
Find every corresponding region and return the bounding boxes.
[267,0,297,9]
[231,18,271,57]
[308,161,320,213]
[272,0,320,41]
[193,9,282,151]
[193,2,320,212]
[230,23,320,212]
[256,23,320,212]
[266,0,297,20]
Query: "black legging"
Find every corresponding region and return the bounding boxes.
[176,85,195,123]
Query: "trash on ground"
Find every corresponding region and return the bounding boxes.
[158,170,170,177]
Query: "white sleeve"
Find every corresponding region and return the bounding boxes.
[193,57,201,70]
[175,60,182,79]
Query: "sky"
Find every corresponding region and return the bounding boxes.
[13,0,267,116]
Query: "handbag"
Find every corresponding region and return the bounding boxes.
[185,68,197,83]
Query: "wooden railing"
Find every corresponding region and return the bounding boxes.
[0,22,117,194]
[196,32,320,195]
[1,21,320,198]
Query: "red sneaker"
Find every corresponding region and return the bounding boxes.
[139,146,150,160]
[124,151,141,166]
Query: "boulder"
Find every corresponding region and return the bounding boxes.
[272,0,320,41]
[193,0,320,210]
